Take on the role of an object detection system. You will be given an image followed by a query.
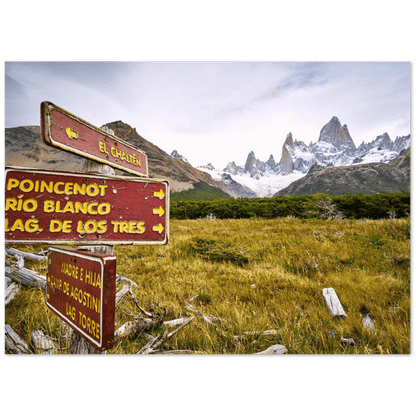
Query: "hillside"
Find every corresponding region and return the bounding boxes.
[5,122,229,196]
[274,147,411,196]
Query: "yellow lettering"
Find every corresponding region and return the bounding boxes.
[135,221,146,234]
[75,201,88,214]
[40,181,54,193]
[97,202,111,215]
[87,202,98,214]
[99,184,108,196]
[62,220,72,233]
[64,182,74,195]
[62,201,75,214]
[99,140,109,154]
[50,220,63,232]
[5,198,17,211]
[44,200,54,212]
[73,183,86,195]
[111,220,120,232]
[22,199,38,212]
[20,179,34,192]
[25,219,41,233]
[97,220,107,234]
[54,182,65,194]
[7,178,19,190]
[11,219,24,232]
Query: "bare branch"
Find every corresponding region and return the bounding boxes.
[129,288,153,318]
[139,316,195,354]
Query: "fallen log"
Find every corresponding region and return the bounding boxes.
[5,325,32,354]
[31,330,56,354]
[5,265,47,291]
[6,248,47,262]
[115,317,156,339]
[5,282,20,306]
[254,344,288,354]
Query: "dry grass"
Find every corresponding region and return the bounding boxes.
[5,216,410,354]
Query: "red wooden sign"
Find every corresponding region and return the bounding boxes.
[41,101,148,177]
[5,167,169,245]
[46,247,116,351]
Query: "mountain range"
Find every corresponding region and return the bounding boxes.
[193,116,410,197]
[5,116,410,199]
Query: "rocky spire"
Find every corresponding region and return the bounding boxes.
[244,151,264,179]
[318,116,356,150]
[279,133,295,173]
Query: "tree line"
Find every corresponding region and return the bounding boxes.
[170,192,410,220]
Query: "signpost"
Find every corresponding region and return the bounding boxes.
[5,167,169,245]
[6,102,169,352]
[46,247,116,351]
[41,101,148,177]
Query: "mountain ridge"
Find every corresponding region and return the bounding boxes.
[5,116,411,200]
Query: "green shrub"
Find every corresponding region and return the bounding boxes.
[187,237,249,266]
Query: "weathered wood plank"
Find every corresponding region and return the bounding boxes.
[5,265,47,291]
[5,325,32,354]
[6,248,47,262]
[31,330,56,354]
[322,288,347,318]
[5,282,20,306]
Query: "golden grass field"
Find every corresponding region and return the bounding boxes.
[5,216,411,354]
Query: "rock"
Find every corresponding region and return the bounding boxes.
[318,116,356,150]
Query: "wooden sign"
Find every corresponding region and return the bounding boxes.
[46,247,116,351]
[5,167,169,245]
[41,101,148,177]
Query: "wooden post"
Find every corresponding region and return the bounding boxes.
[68,126,116,354]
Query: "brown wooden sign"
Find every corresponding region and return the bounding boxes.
[5,167,169,245]
[46,247,116,351]
[41,101,148,177]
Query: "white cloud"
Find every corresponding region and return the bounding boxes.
[5,61,410,169]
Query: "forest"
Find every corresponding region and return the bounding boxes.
[170,192,410,220]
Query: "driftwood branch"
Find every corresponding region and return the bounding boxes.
[129,288,153,318]
[31,330,57,354]
[115,317,156,339]
[5,282,20,306]
[138,316,195,354]
[6,248,47,262]
[5,264,47,291]
[254,344,288,354]
[116,284,131,304]
[185,304,225,325]
[5,325,32,354]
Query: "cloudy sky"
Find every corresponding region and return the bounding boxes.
[5,61,410,169]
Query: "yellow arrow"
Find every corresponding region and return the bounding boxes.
[153,206,165,217]
[154,189,165,200]
[152,223,164,234]
[66,127,79,140]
